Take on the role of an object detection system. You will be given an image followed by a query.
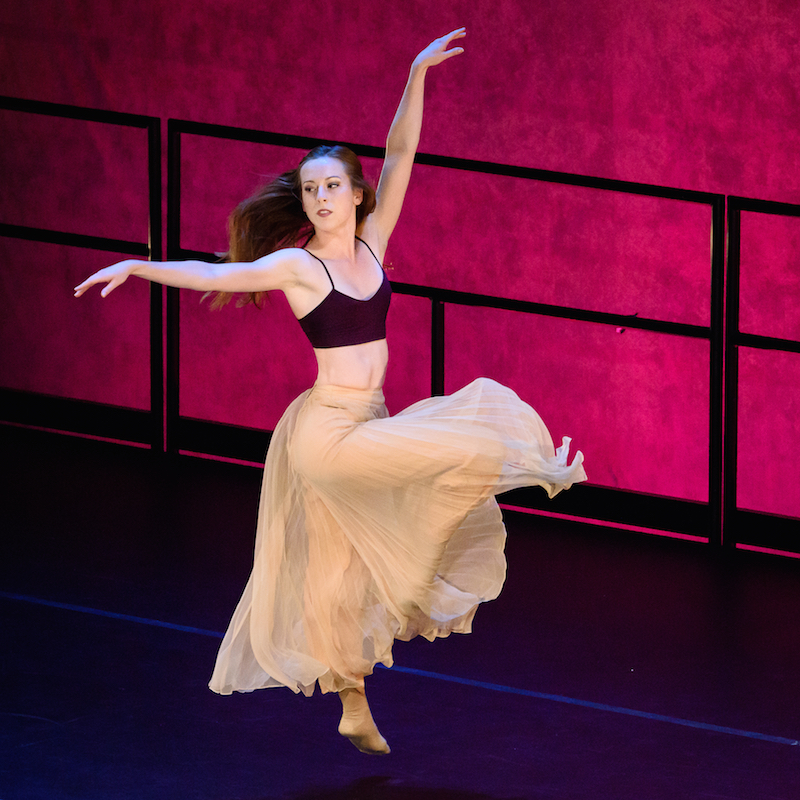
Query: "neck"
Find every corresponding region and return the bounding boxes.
[308,224,358,259]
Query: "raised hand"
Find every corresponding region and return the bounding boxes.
[73,259,141,298]
[412,27,466,71]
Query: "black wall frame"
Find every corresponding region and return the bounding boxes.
[0,96,163,449]
[725,196,800,552]
[4,99,797,552]
[166,119,726,545]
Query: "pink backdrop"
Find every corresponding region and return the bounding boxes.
[1,0,798,517]
[738,212,800,518]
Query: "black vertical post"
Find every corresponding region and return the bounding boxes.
[147,118,164,453]
[708,195,726,546]
[165,287,180,456]
[165,121,181,456]
[432,298,445,396]
[723,199,742,548]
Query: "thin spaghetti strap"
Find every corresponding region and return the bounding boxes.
[355,236,383,268]
[304,249,335,290]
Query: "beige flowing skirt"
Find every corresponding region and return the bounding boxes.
[209,377,586,697]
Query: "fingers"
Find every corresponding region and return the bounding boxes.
[440,46,465,60]
[74,261,133,298]
[436,27,466,59]
[73,276,100,297]
[444,27,467,42]
[73,273,113,298]
[73,280,92,298]
[438,28,466,49]
[414,28,465,68]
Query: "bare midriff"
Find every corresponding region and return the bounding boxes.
[313,339,389,390]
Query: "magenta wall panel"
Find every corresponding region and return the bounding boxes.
[735,211,799,521]
[445,306,710,501]
[2,0,798,532]
[737,348,800,519]
[177,136,712,438]
[0,239,150,409]
[179,290,316,431]
[0,110,149,242]
[180,290,432,431]
[740,212,800,342]
[179,136,384,257]
[0,108,151,411]
[3,1,797,202]
[381,294,433,415]
[180,138,305,257]
[392,165,712,325]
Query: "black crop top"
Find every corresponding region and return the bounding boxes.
[298,237,392,349]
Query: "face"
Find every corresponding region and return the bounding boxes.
[299,156,363,231]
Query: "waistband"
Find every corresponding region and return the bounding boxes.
[309,383,386,408]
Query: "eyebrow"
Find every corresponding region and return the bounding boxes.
[302,175,342,185]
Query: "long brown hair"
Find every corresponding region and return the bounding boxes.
[209,145,377,308]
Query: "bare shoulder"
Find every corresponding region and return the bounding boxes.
[253,246,305,270]
[254,246,337,314]
[270,246,337,319]
[252,246,317,287]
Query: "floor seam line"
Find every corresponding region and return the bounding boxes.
[4,589,798,748]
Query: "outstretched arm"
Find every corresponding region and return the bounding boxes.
[73,250,303,299]
[369,28,466,252]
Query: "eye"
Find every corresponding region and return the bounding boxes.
[328,182,339,189]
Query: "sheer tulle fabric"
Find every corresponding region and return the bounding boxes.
[209,378,586,697]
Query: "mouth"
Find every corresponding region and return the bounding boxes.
[317,209,332,217]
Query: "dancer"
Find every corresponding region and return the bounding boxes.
[75,29,586,755]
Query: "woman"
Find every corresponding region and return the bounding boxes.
[75,29,586,755]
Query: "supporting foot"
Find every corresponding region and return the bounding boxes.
[338,687,390,755]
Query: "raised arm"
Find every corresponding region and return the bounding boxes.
[369,28,466,251]
[73,249,304,299]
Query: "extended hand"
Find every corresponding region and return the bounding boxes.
[73,259,141,298]
[412,28,466,70]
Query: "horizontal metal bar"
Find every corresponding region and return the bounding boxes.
[174,247,223,261]
[728,195,800,216]
[412,154,721,204]
[177,417,271,464]
[736,333,800,354]
[500,484,711,537]
[172,247,710,337]
[392,282,711,338]
[0,389,152,444]
[0,222,149,256]
[169,118,386,159]
[731,510,800,554]
[0,95,156,129]
[170,416,713,536]
[170,119,722,205]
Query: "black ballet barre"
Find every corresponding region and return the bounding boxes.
[4,96,800,549]
[0,222,149,257]
[0,96,164,450]
[723,195,800,551]
[168,118,720,204]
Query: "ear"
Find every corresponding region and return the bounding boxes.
[354,188,363,206]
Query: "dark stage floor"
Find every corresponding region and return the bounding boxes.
[2,424,799,799]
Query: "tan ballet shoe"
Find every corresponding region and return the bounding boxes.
[338,715,391,755]
[338,686,391,755]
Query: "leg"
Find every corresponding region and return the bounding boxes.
[338,682,390,755]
